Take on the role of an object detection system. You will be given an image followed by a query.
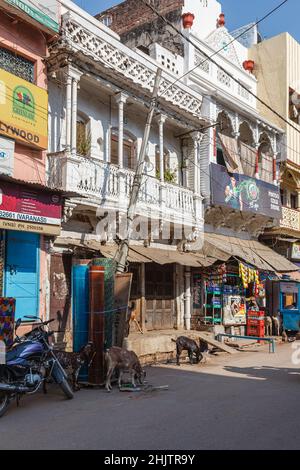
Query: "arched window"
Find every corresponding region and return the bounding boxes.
[110,129,137,170]
[239,121,256,178]
[258,133,273,184]
[77,112,91,157]
[216,111,243,173]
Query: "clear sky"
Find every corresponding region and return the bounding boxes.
[73,0,300,42]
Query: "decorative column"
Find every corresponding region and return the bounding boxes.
[273,153,279,186]
[255,144,260,180]
[65,74,72,153]
[63,67,82,157]
[158,114,167,182]
[71,75,79,157]
[272,134,278,186]
[191,131,202,193]
[184,267,192,331]
[115,92,128,168]
[255,123,260,180]
[297,191,300,210]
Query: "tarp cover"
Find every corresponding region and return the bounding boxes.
[204,233,299,272]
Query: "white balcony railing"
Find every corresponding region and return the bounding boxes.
[48,152,200,226]
[280,206,300,232]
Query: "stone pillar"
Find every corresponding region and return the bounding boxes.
[158,114,167,182]
[115,92,128,168]
[71,76,79,157]
[273,152,278,186]
[184,267,192,331]
[255,144,260,180]
[140,263,146,332]
[297,191,300,210]
[191,131,203,193]
[65,74,72,152]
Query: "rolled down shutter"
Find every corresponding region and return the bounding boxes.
[260,151,273,183]
[240,142,256,178]
[219,134,243,174]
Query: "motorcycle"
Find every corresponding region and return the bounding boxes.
[0,316,74,418]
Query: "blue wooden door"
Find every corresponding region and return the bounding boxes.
[5,231,40,320]
[72,264,89,381]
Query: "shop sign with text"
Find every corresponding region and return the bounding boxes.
[0,181,61,235]
[0,68,48,150]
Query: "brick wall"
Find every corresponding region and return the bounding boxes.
[96,0,184,55]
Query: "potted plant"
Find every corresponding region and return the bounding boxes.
[243,60,255,73]
[218,13,226,27]
[182,12,195,29]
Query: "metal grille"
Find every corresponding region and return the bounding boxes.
[0,47,34,83]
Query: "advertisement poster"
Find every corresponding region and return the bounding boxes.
[0,68,48,150]
[210,163,282,219]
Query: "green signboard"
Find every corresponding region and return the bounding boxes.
[5,0,59,33]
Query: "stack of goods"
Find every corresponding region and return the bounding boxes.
[239,262,259,289]
[0,298,16,349]
[247,310,265,338]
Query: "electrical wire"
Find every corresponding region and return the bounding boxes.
[139,0,300,138]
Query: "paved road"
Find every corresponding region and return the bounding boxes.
[1,342,300,450]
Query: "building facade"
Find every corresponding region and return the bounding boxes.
[96,0,296,343]
[46,0,214,353]
[0,0,62,324]
[251,33,300,268]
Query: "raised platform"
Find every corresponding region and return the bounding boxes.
[124,329,238,365]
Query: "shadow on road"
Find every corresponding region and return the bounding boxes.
[1,358,300,450]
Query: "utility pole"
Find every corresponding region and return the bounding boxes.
[115,68,162,273]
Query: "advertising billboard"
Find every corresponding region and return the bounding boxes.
[0,68,48,150]
[210,163,282,219]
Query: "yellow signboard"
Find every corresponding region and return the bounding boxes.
[0,68,48,150]
[0,219,60,236]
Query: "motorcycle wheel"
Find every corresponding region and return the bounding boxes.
[0,392,9,418]
[59,378,74,399]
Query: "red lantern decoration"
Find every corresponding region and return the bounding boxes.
[218,13,225,27]
[243,60,255,73]
[182,12,195,29]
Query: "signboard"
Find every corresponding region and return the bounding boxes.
[210,163,282,219]
[281,282,298,294]
[4,0,59,33]
[0,68,48,150]
[0,181,61,235]
[291,243,300,261]
[0,136,14,176]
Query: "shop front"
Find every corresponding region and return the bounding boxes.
[0,178,62,320]
[191,233,298,334]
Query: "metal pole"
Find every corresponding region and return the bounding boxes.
[115,69,162,273]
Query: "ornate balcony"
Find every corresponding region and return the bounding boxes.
[280,206,300,233]
[48,152,201,227]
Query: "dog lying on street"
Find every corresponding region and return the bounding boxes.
[44,342,95,392]
[172,336,208,366]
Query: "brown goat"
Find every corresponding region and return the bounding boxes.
[105,346,145,392]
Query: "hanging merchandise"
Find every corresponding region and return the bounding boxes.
[239,262,259,289]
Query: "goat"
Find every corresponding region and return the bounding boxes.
[172,336,205,366]
[272,316,281,337]
[105,346,145,392]
[265,316,273,337]
[44,342,95,392]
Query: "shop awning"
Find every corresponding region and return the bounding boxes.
[204,233,299,272]
[129,246,219,267]
[249,240,300,272]
[218,134,243,174]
